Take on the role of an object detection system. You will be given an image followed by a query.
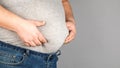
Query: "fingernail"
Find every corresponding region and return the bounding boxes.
[45,40,48,43]
[47,40,48,42]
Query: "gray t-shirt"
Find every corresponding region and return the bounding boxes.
[0,0,69,53]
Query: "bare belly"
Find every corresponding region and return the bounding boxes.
[0,0,69,53]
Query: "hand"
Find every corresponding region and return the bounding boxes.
[16,19,47,47]
[64,21,76,44]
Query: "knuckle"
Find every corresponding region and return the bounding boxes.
[31,44,36,47]
[36,42,41,45]
[24,37,32,42]
[41,38,45,42]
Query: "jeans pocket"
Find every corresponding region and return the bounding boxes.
[0,47,27,65]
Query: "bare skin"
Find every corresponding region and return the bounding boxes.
[16,20,48,47]
[0,0,76,46]
[62,0,76,44]
[0,6,47,47]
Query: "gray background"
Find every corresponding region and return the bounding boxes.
[58,0,120,68]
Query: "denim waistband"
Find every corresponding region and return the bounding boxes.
[0,40,61,58]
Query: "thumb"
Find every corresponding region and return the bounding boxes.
[35,21,46,26]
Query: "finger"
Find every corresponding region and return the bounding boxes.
[35,21,46,27]
[27,19,46,26]
[64,36,70,44]
[37,42,42,46]
[66,31,73,40]
[66,35,75,43]
[64,37,73,44]
[67,23,76,33]
[42,36,48,43]
[24,42,31,47]
[64,31,74,43]
[38,32,48,43]
[40,37,47,44]
[66,25,76,39]
[33,37,42,46]
[37,37,42,46]
[29,41,36,47]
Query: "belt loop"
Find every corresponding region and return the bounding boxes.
[56,50,61,56]
[25,49,30,56]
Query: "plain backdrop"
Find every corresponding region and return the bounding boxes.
[58,0,120,68]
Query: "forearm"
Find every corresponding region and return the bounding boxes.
[62,0,75,24]
[0,5,26,32]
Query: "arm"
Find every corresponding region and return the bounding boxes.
[0,5,26,32]
[62,0,75,24]
[0,5,47,46]
[62,0,77,44]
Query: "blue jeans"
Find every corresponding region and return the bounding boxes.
[0,40,61,68]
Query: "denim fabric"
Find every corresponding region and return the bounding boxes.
[0,41,61,68]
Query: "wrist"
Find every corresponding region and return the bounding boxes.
[12,18,27,33]
[66,18,76,24]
